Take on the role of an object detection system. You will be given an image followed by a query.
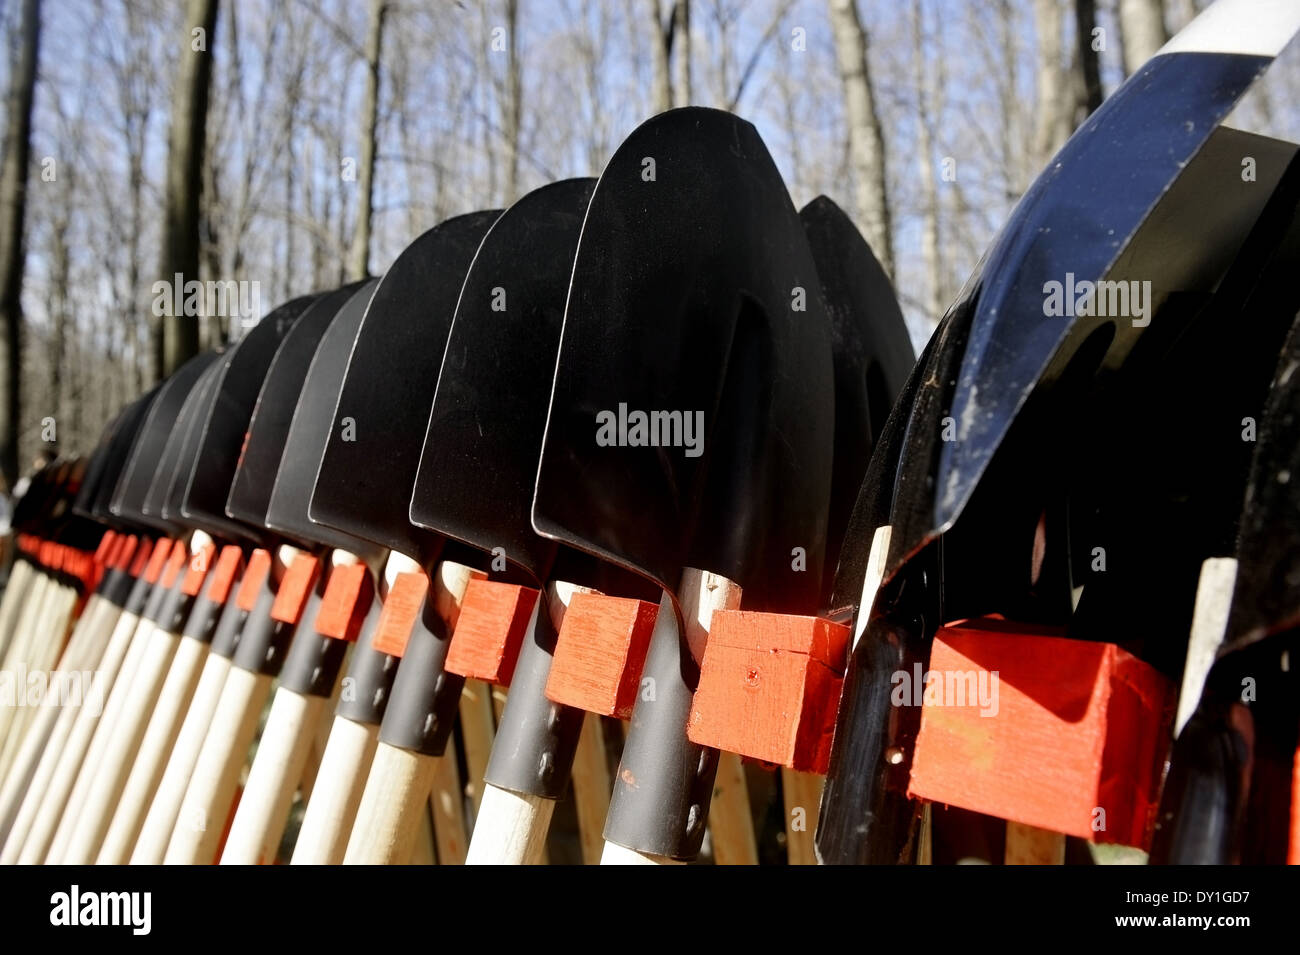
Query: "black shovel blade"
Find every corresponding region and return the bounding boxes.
[1222,312,1300,651]
[143,359,223,523]
[309,210,501,564]
[180,295,317,543]
[87,389,162,527]
[800,196,915,610]
[226,283,368,530]
[410,181,595,582]
[264,279,386,557]
[73,404,135,519]
[915,20,1300,568]
[533,108,834,617]
[110,352,218,532]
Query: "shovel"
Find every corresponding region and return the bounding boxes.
[400,178,659,865]
[1150,198,1300,864]
[218,279,397,865]
[816,0,1300,863]
[0,393,165,863]
[774,195,914,863]
[46,352,219,862]
[0,410,149,847]
[293,209,500,864]
[128,294,317,864]
[0,459,106,777]
[57,357,230,863]
[164,281,371,864]
[533,108,835,863]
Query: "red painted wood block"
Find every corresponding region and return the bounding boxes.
[182,543,216,596]
[686,610,851,773]
[906,617,1175,849]
[206,546,244,604]
[235,549,273,612]
[160,540,190,589]
[372,571,428,658]
[444,580,540,685]
[545,593,659,718]
[142,539,174,584]
[1288,745,1300,865]
[94,531,118,564]
[314,563,374,642]
[270,553,320,624]
[126,538,152,577]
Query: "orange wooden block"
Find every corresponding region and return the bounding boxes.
[270,553,320,624]
[127,538,153,577]
[686,610,850,773]
[160,540,190,588]
[236,549,273,612]
[206,546,244,604]
[372,571,428,658]
[142,539,173,584]
[182,543,216,596]
[906,618,1175,849]
[545,593,659,718]
[113,535,138,571]
[93,531,118,564]
[313,563,374,641]
[1289,744,1300,865]
[444,580,540,685]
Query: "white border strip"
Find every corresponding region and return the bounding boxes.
[1159,0,1300,58]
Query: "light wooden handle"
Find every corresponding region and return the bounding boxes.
[781,767,824,865]
[220,687,327,864]
[342,741,439,864]
[0,560,36,660]
[5,608,142,864]
[61,626,181,863]
[97,633,209,863]
[164,666,274,864]
[131,654,233,864]
[1004,821,1066,865]
[290,715,379,865]
[465,783,554,865]
[0,596,117,847]
[44,613,156,863]
[600,841,683,865]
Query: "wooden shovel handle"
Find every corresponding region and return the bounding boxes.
[61,626,181,863]
[45,612,157,863]
[342,741,440,864]
[165,665,274,864]
[98,633,210,863]
[220,687,329,864]
[131,653,233,864]
[4,607,142,863]
[290,715,380,864]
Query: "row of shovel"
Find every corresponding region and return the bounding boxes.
[4,0,1300,864]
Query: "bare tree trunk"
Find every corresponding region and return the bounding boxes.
[1031,0,1071,169]
[348,0,386,281]
[0,0,41,488]
[1119,0,1167,76]
[503,0,522,203]
[648,0,671,113]
[157,0,220,380]
[671,0,690,107]
[828,0,893,277]
[1075,0,1103,118]
[912,0,942,325]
